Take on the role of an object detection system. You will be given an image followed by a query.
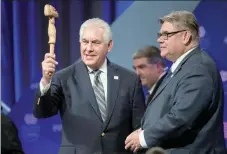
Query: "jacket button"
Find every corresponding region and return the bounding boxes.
[101,133,105,136]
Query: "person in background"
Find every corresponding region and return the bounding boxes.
[132,46,166,106]
[1,113,24,154]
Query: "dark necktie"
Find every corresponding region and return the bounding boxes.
[145,92,152,106]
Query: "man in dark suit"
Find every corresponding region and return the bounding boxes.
[33,18,146,154]
[1,114,24,154]
[125,11,226,154]
[132,46,167,106]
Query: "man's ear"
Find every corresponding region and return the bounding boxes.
[156,62,164,73]
[182,31,192,45]
[107,40,113,52]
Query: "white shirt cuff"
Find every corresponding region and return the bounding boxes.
[40,80,51,96]
[139,130,148,148]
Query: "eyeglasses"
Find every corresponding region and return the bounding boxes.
[157,30,187,40]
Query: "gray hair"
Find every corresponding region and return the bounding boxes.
[133,46,165,67]
[79,18,112,44]
[160,10,199,42]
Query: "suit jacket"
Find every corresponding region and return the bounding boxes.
[142,48,226,154]
[1,114,24,154]
[145,73,167,106]
[33,59,146,154]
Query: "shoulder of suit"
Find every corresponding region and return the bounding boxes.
[54,59,81,77]
[110,62,137,77]
[185,49,217,70]
[200,50,217,66]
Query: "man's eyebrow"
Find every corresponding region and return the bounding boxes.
[159,30,168,33]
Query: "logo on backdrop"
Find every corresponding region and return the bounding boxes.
[30,82,39,90]
[21,113,40,142]
[220,70,227,139]
[52,124,62,132]
[224,122,227,139]
[224,36,227,45]
[220,70,227,82]
[199,26,210,50]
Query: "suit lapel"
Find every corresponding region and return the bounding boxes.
[74,60,103,121]
[150,71,173,102]
[103,61,120,130]
[150,47,199,102]
[146,73,167,105]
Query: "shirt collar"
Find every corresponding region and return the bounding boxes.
[170,47,197,73]
[87,59,107,74]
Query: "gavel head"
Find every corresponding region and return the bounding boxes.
[44,4,59,18]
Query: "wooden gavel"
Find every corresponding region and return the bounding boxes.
[44,4,58,76]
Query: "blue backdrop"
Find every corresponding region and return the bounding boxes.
[1,1,227,153]
[193,1,227,147]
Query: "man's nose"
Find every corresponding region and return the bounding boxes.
[157,37,163,43]
[86,42,93,51]
[135,69,141,76]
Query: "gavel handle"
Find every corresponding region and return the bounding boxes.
[49,43,55,55]
[48,44,55,76]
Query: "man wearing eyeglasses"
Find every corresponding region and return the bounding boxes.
[125,10,226,154]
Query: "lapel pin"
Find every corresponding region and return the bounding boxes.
[114,76,119,80]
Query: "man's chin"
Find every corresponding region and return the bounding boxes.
[141,81,147,87]
[83,59,95,65]
[84,62,99,70]
[160,52,167,58]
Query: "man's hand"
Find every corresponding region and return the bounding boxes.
[125,128,142,153]
[41,53,58,86]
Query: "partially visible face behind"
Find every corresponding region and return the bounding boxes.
[157,22,186,62]
[133,57,161,89]
[80,26,113,70]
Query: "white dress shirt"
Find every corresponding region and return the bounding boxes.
[139,47,197,148]
[170,47,196,73]
[40,59,108,102]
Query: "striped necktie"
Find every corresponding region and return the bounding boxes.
[92,70,106,121]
